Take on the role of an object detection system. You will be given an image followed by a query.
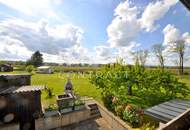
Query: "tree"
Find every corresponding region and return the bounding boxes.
[172,40,186,75]
[27,51,43,67]
[132,49,149,68]
[152,44,165,70]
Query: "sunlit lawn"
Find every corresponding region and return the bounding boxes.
[0,71,102,107]
[31,73,102,107]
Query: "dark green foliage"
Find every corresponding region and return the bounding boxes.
[26,51,43,67]
[45,87,54,98]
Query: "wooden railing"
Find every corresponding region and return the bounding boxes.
[159,109,190,130]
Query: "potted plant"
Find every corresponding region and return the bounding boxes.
[59,104,73,113]
[44,104,59,117]
[74,99,85,111]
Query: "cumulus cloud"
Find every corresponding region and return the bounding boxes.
[163,24,180,45]
[182,32,190,45]
[0,0,59,18]
[107,0,141,48]
[94,45,110,57]
[107,0,178,49]
[0,18,91,63]
[163,24,190,45]
[0,36,32,60]
[0,18,83,54]
[140,0,178,32]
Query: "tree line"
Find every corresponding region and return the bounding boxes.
[133,39,187,75]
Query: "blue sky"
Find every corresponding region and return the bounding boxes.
[0,0,190,65]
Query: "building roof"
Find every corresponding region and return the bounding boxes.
[37,66,51,69]
[0,74,31,76]
[0,85,45,95]
[145,99,190,123]
[0,64,12,67]
[180,0,190,11]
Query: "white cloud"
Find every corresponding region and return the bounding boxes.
[107,0,178,48]
[0,18,83,54]
[107,0,141,48]
[182,32,190,45]
[163,24,180,45]
[140,0,178,32]
[0,0,59,18]
[0,18,91,63]
[94,45,110,57]
[0,36,32,60]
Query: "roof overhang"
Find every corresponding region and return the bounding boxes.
[0,85,45,95]
[180,0,190,11]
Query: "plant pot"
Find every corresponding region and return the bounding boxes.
[44,110,59,117]
[74,105,85,111]
[60,107,73,114]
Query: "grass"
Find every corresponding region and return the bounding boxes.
[32,73,102,107]
[0,71,102,107]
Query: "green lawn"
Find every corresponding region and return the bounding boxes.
[31,73,102,107]
[0,71,102,107]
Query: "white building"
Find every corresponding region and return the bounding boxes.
[37,66,53,74]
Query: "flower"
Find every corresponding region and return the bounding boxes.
[126,104,133,111]
[112,97,118,104]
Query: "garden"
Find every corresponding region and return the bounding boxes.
[89,61,190,128]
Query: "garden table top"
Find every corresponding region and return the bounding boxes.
[145,99,190,123]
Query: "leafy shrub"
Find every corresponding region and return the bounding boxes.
[45,88,54,98]
[25,65,35,73]
[123,104,143,127]
[115,105,125,117]
[74,99,85,106]
[45,104,58,111]
[102,93,115,111]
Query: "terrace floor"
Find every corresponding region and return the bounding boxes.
[55,117,114,130]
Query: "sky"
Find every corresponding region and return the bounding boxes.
[0,0,190,65]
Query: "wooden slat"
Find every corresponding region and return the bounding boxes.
[152,106,180,117]
[145,111,170,122]
[163,102,188,110]
[146,109,175,120]
[170,100,190,107]
[159,104,185,113]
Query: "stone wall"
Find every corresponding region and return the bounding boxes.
[0,123,19,130]
[35,108,93,130]
[96,101,131,130]
[0,74,31,89]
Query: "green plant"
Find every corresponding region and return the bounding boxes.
[115,105,125,117]
[25,65,35,73]
[123,104,143,128]
[45,87,54,98]
[45,104,58,111]
[74,100,84,106]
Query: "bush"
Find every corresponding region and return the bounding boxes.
[25,65,35,73]
[115,105,125,117]
[123,104,143,127]
[45,104,58,111]
[45,88,54,98]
